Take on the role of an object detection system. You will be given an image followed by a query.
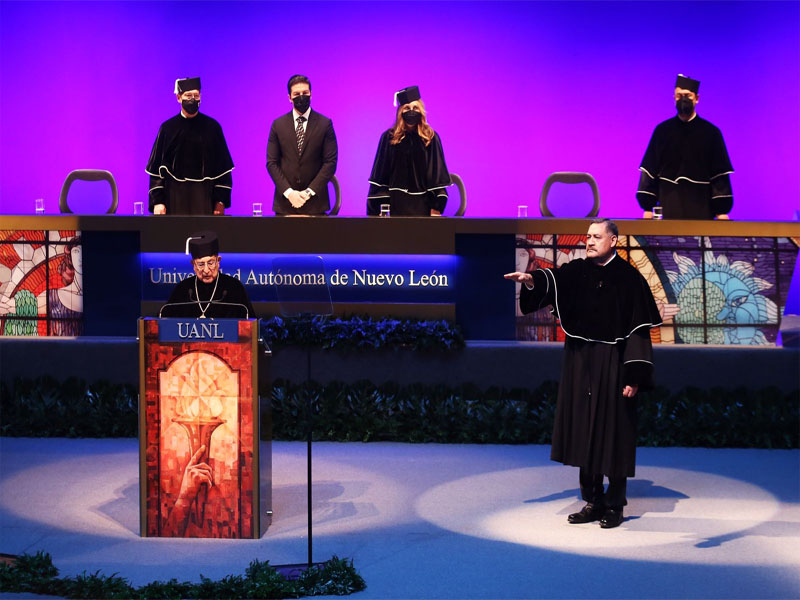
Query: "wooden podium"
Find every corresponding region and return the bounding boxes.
[138,318,271,538]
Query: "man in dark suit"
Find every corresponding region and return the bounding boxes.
[267,74,338,215]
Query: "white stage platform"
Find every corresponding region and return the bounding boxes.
[0,439,798,599]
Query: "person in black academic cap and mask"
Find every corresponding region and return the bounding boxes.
[146,78,235,215]
[367,86,451,216]
[637,75,734,220]
[266,74,338,216]
[161,231,255,319]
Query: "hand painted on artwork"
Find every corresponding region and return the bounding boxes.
[164,444,213,537]
[656,301,680,322]
[0,294,16,316]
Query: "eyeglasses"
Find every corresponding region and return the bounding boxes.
[194,258,218,269]
[181,93,201,100]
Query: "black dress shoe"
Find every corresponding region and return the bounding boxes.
[599,508,624,529]
[567,503,605,524]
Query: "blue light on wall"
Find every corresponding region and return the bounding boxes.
[142,253,458,304]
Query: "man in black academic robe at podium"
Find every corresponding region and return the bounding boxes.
[636,74,734,220]
[146,77,235,215]
[161,231,255,319]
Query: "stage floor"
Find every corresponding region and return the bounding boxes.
[0,439,798,599]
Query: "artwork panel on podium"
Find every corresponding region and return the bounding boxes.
[139,317,267,539]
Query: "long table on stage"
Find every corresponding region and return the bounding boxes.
[1,216,799,345]
[9,215,798,253]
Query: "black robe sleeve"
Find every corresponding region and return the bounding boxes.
[637,126,662,211]
[709,127,734,216]
[148,173,166,212]
[213,171,233,209]
[146,122,168,212]
[637,170,659,211]
[519,269,556,315]
[210,120,234,209]
[622,327,655,390]
[427,133,450,213]
[367,131,393,215]
[146,122,168,178]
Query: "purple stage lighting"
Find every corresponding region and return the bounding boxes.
[1,1,798,220]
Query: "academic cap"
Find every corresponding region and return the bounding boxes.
[174,77,202,94]
[394,85,421,107]
[186,231,219,258]
[675,74,700,94]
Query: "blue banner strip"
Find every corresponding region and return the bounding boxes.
[157,318,240,342]
[142,253,457,304]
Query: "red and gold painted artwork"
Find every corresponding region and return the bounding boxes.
[141,319,256,538]
[0,230,83,336]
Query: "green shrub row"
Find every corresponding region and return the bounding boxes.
[0,551,365,599]
[270,380,559,444]
[1,376,797,448]
[260,315,465,351]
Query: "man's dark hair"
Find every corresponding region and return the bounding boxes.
[592,218,618,237]
[287,74,311,93]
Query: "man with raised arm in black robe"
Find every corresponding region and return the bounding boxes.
[161,231,255,320]
[146,77,234,216]
[505,219,662,528]
[637,74,734,220]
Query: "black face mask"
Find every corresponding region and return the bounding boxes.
[293,95,311,113]
[676,97,694,117]
[181,99,199,115]
[402,110,422,126]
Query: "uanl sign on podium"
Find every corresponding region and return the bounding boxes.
[138,317,271,538]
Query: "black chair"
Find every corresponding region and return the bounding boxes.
[539,172,599,218]
[327,174,342,216]
[59,169,118,214]
[448,173,467,217]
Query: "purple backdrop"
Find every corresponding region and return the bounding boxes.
[1,1,798,220]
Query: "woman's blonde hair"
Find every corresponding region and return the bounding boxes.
[390,100,434,146]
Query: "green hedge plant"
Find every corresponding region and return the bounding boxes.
[260,315,465,352]
[1,376,797,448]
[0,551,366,599]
